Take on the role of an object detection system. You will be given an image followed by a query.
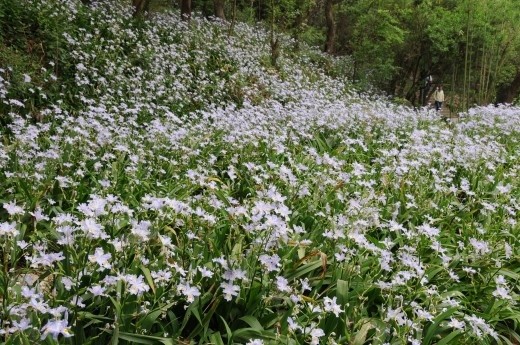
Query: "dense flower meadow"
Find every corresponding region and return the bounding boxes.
[1,0,520,344]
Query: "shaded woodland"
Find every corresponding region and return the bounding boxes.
[132,0,520,109]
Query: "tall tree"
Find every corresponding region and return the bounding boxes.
[269,0,279,67]
[132,0,150,16]
[181,0,192,21]
[214,0,226,20]
[323,0,336,54]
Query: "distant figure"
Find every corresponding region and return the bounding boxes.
[433,85,444,111]
[425,75,433,86]
[422,75,433,106]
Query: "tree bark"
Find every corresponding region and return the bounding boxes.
[323,0,336,54]
[496,70,520,104]
[132,0,150,17]
[228,0,237,35]
[214,0,226,20]
[269,0,279,67]
[181,0,192,21]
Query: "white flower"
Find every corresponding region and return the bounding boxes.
[505,243,512,259]
[80,218,108,240]
[276,276,291,293]
[309,326,325,345]
[10,318,32,332]
[462,266,477,275]
[496,183,511,194]
[259,254,281,272]
[57,225,77,246]
[416,223,439,238]
[29,251,65,268]
[493,275,512,300]
[448,269,460,282]
[469,238,491,256]
[21,286,38,298]
[178,282,201,303]
[40,319,72,340]
[131,220,152,241]
[246,339,264,345]
[123,275,150,296]
[0,222,18,237]
[30,208,49,222]
[447,317,465,330]
[88,285,106,296]
[223,269,248,282]
[414,308,434,321]
[88,247,112,271]
[220,281,240,301]
[408,338,420,345]
[3,201,24,216]
[61,277,75,291]
[148,270,171,288]
[198,266,214,278]
[464,314,498,339]
[71,296,85,308]
[76,63,87,72]
[109,238,127,252]
[16,240,29,249]
[323,296,343,317]
[300,278,311,292]
[287,317,302,332]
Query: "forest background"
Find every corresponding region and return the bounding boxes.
[3,0,520,111]
[130,0,520,110]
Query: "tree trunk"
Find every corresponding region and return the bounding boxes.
[496,70,520,104]
[132,0,150,16]
[214,0,226,20]
[269,0,279,67]
[181,0,192,21]
[228,0,237,35]
[323,0,336,54]
[405,57,422,107]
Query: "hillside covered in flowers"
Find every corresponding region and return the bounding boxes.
[1,1,520,344]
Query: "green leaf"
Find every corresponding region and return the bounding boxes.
[239,316,264,331]
[140,309,163,332]
[498,268,520,280]
[209,332,225,345]
[116,332,175,345]
[352,319,374,345]
[435,330,462,345]
[191,303,203,325]
[109,296,121,316]
[233,328,262,341]
[423,307,459,345]
[286,259,322,280]
[219,316,233,344]
[426,266,444,280]
[188,295,221,339]
[110,321,119,345]
[336,279,349,305]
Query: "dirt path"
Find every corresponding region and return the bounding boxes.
[438,106,459,122]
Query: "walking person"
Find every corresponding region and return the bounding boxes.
[433,85,445,111]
